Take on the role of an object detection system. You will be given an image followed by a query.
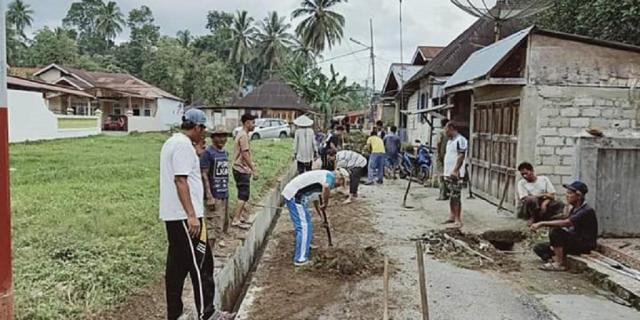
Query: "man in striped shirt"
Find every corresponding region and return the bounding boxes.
[328,149,367,204]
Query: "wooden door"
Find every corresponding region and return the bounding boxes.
[470,99,519,208]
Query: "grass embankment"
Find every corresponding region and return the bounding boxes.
[9,133,293,319]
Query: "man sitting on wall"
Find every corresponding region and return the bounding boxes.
[531,181,598,271]
[517,162,565,225]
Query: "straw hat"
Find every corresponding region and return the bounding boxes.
[293,115,314,127]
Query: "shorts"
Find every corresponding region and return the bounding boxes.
[444,177,463,204]
[233,170,251,201]
[533,228,595,261]
[205,198,227,241]
[386,153,399,167]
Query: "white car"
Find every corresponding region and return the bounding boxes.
[233,118,291,140]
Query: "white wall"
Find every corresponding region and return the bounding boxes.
[128,116,161,132]
[406,91,433,145]
[156,98,184,130]
[8,89,100,143]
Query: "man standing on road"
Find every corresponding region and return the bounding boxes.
[328,149,367,204]
[517,162,565,225]
[531,181,598,271]
[383,126,402,179]
[442,122,468,228]
[159,109,232,320]
[201,125,231,251]
[281,169,348,266]
[376,120,387,139]
[365,130,386,185]
[232,113,258,229]
[293,115,317,174]
[436,118,450,200]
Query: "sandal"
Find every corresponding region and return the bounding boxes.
[441,219,456,224]
[539,262,566,272]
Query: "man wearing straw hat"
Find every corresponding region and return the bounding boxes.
[293,115,317,174]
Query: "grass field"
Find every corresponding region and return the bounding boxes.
[9,133,293,319]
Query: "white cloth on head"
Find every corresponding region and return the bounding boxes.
[443,134,468,178]
[159,133,204,221]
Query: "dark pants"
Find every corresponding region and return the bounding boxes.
[165,219,215,320]
[518,197,565,222]
[297,161,312,174]
[348,167,363,196]
[233,169,251,201]
[533,228,595,262]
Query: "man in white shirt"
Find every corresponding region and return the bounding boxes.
[160,109,232,320]
[517,162,565,225]
[328,149,367,204]
[443,122,468,228]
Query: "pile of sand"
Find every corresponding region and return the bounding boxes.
[310,246,385,278]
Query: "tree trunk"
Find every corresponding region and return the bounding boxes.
[237,64,246,97]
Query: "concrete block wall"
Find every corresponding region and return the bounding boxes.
[533,85,640,191]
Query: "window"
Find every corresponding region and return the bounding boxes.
[113,108,122,115]
[133,109,141,116]
[144,109,152,117]
[420,94,427,109]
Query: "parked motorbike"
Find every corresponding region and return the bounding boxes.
[399,141,432,184]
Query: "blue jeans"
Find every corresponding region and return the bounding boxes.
[368,153,385,183]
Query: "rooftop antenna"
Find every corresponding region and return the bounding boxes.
[450,0,552,41]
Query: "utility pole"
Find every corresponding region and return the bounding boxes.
[369,19,376,98]
[0,0,14,318]
[397,0,404,128]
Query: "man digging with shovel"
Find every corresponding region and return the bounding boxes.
[281,169,348,266]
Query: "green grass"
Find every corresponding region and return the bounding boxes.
[57,118,98,129]
[9,133,293,319]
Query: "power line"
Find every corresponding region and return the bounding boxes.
[317,48,370,64]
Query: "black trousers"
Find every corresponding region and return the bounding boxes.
[533,228,595,262]
[349,167,363,196]
[165,219,215,320]
[297,161,312,174]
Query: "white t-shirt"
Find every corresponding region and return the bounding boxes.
[336,150,367,169]
[443,134,468,178]
[517,176,556,199]
[159,133,204,221]
[282,170,335,201]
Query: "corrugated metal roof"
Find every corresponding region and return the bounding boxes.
[8,76,96,98]
[444,26,533,89]
[381,63,423,96]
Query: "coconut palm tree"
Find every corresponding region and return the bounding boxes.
[256,12,294,75]
[7,0,34,40]
[229,11,257,95]
[292,0,347,54]
[176,30,192,48]
[95,1,125,42]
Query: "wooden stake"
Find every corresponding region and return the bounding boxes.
[416,241,430,320]
[383,255,389,320]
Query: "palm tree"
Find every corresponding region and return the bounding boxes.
[229,11,256,95]
[7,0,34,40]
[292,0,347,54]
[95,1,125,42]
[256,12,294,75]
[176,30,192,48]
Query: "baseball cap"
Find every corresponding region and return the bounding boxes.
[183,109,207,126]
[563,181,589,195]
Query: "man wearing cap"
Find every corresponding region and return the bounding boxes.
[293,115,317,174]
[201,125,231,251]
[531,181,598,271]
[281,169,348,266]
[159,109,232,320]
[232,113,258,229]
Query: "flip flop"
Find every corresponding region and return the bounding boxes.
[441,219,456,224]
[539,262,566,272]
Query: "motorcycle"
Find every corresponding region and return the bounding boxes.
[399,141,432,184]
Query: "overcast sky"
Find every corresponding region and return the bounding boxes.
[24,0,478,91]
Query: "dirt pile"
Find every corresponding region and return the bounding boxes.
[420,229,521,272]
[310,246,385,278]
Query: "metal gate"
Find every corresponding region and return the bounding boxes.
[470,99,519,208]
[596,148,640,236]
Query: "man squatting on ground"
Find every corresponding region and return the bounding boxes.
[232,113,259,229]
[327,149,367,204]
[159,109,232,320]
[281,169,348,266]
[517,162,565,225]
[200,125,231,250]
[442,122,468,228]
[531,181,598,271]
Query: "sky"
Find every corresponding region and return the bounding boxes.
[24,0,478,92]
